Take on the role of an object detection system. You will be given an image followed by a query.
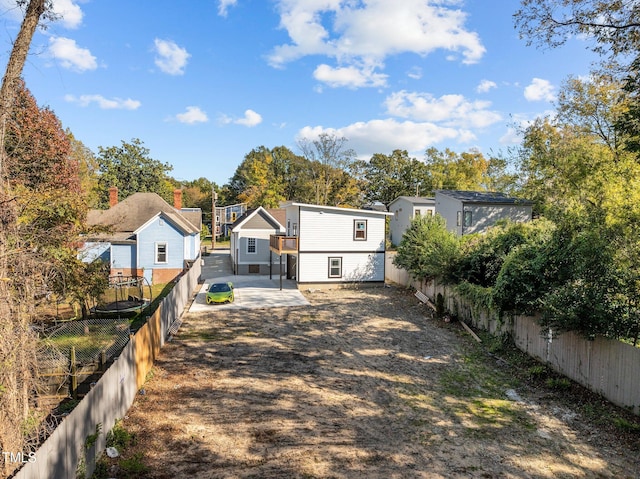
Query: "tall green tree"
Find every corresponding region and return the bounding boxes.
[227,145,323,207]
[425,147,494,192]
[298,132,357,206]
[96,138,173,207]
[230,146,286,208]
[516,74,640,221]
[363,150,431,209]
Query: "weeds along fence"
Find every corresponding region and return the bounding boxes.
[384,259,640,416]
[37,318,131,404]
[11,259,201,479]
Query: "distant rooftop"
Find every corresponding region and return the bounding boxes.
[436,190,533,205]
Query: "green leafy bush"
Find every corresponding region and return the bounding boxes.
[394,215,460,282]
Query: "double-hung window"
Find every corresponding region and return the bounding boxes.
[354,220,367,241]
[155,242,168,264]
[328,257,342,278]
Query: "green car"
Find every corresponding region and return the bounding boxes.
[206,282,234,304]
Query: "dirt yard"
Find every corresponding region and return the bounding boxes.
[110,286,640,478]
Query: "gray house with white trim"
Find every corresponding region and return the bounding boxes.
[388,196,436,246]
[435,190,533,236]
[230,207,286,274]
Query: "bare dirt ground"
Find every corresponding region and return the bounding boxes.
[111,286,640,478]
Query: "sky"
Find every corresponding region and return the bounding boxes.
[1,0,599,186]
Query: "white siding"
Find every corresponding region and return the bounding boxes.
[298,252,385,283]
[298,207,386,252]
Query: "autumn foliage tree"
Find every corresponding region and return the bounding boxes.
[0,2,60,476]
[1,80,92,474]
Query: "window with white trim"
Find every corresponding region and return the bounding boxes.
[354,220,367,240]
[155,242,168,263]
[328,257,342,278]
[456,211,462,226]
[247,237,257,254]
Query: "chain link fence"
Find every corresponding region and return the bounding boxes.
[38,318,131,401]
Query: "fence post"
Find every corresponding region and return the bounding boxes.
[70,346,77,399]
[100,350,107,372]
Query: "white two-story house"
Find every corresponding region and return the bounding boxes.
[270,202,393,287]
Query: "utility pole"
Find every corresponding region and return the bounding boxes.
[212,187,218,250]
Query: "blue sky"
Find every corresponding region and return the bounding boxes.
[1,0,598,186]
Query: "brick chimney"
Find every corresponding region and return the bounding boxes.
[173,189,182,209]
[109,187,118,207]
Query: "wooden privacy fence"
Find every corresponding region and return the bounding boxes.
[12,259,201,479]
[385,261,640,416]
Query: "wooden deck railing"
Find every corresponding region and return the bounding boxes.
[269,235,298,254]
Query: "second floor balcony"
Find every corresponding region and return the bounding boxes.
[270,235,298,254]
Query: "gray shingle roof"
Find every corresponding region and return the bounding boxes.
[436,190,533,205]
[87,192,201,239]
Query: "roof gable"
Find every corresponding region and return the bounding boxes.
[231,207,285,232]
[389,196,435,208]
[87,192,200,235]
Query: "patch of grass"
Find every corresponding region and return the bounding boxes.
[90,460,108,479]
[178,329,230,342]
[527,364,547,379]
[119,452,148,477]
[47,331,117,355]
[613,417,640,434]
[106,419,136,449]
[439,368,479,397]
[545,377,571,390]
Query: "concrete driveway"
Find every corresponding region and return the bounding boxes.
[189,248,309,312]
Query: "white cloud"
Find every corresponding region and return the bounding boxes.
[48,36,96,71]
[384,90,502,129]
[407,67,422,80]
[268,0,485,88]
[154,39,190,75]
[298,119,474,161]
[220,109,263,127]
[176,106,208,124]
[65,94,141,110]
[476,79,497,93]
[218,0,238,17]
[51,0,84,29]
[524,78,556,102]
[313,63,387,88]
[236,109,262,126]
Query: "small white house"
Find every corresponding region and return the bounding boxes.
[435,190,533,236]
[230,207,285,275]
[271,202,393,287]
[388,196,436,246]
